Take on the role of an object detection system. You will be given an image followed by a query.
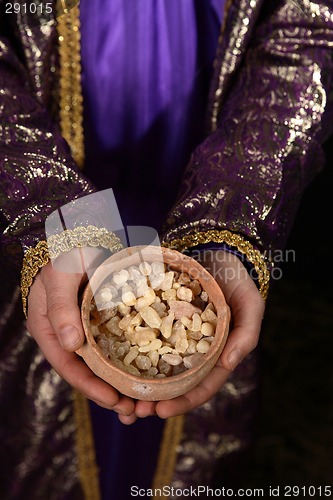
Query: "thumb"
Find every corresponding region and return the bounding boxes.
[220,284,264,371]
[40,263,85,351]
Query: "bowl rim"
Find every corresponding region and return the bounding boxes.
[79,245,230,391]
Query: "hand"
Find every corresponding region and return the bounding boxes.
[26,247,265,425]
[26,248,136,420]
[134,250,265,419]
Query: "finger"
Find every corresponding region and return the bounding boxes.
[40,264,84,351]
[112,397,138,417]
[28,276,136,414]
[27,295,134,413]
[32,315,119,407]
[221,283,264,371]
[134,401,157,418]
[117,413,138,425]
[155,360,230,418]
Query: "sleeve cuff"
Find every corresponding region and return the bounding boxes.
[162,229,270,300]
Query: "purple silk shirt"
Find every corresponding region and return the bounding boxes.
[80,1,224,499]
[81,0,224,230]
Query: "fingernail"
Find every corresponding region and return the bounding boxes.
[113,408,125,416]
[59,326,80,349]
[227,348,245,370]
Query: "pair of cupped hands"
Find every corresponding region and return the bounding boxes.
[27,248,264,425]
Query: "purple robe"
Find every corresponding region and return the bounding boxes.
[80,2,224,497]
[1,1,333,498]
[81,0,224,230]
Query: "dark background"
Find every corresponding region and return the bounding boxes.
[241,137,333,490]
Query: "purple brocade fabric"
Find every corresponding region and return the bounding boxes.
[163,1,333,256]
[0,1,332,291]
[170,351,260,493]
[1,1,333,499]
[0,277,84,499]
[0,13,94,277]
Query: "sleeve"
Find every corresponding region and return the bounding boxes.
[0,30,94,280]
[162,0,333,295]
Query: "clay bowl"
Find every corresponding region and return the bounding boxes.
[78,245,230,401]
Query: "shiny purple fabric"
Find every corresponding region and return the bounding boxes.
[80,2,224,498]
[80,0,224,230]
[2,2,333,499]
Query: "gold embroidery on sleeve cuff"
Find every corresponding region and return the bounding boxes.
[164,229,270,300]
[46,225,124,259]
[20,226,124,317]
[21,240,50,319]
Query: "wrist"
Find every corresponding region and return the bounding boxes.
[20,226,124,317]
[163,229,270,300]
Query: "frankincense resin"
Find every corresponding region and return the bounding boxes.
[90,263,218,378]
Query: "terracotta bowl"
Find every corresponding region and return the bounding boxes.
[77,245,230,401]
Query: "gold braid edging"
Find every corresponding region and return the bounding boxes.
[73,390,101,500]
[57,1,85,168]
[21,240,50,318]
[152,416,185,499]
[210,0,234,132]
[47,225,124,259]
[20,226,124,317]
[164,230,270,300]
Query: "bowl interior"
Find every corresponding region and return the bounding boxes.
[80,245,230,394]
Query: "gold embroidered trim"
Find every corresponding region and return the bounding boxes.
[210,0,234,132]
[47,225,124,259]
[73,390,101,500]
[20,226,124,317]
[165,230,270,300]
[21,240,50,318]
[57,1,85,168]
[152,416,185,499]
